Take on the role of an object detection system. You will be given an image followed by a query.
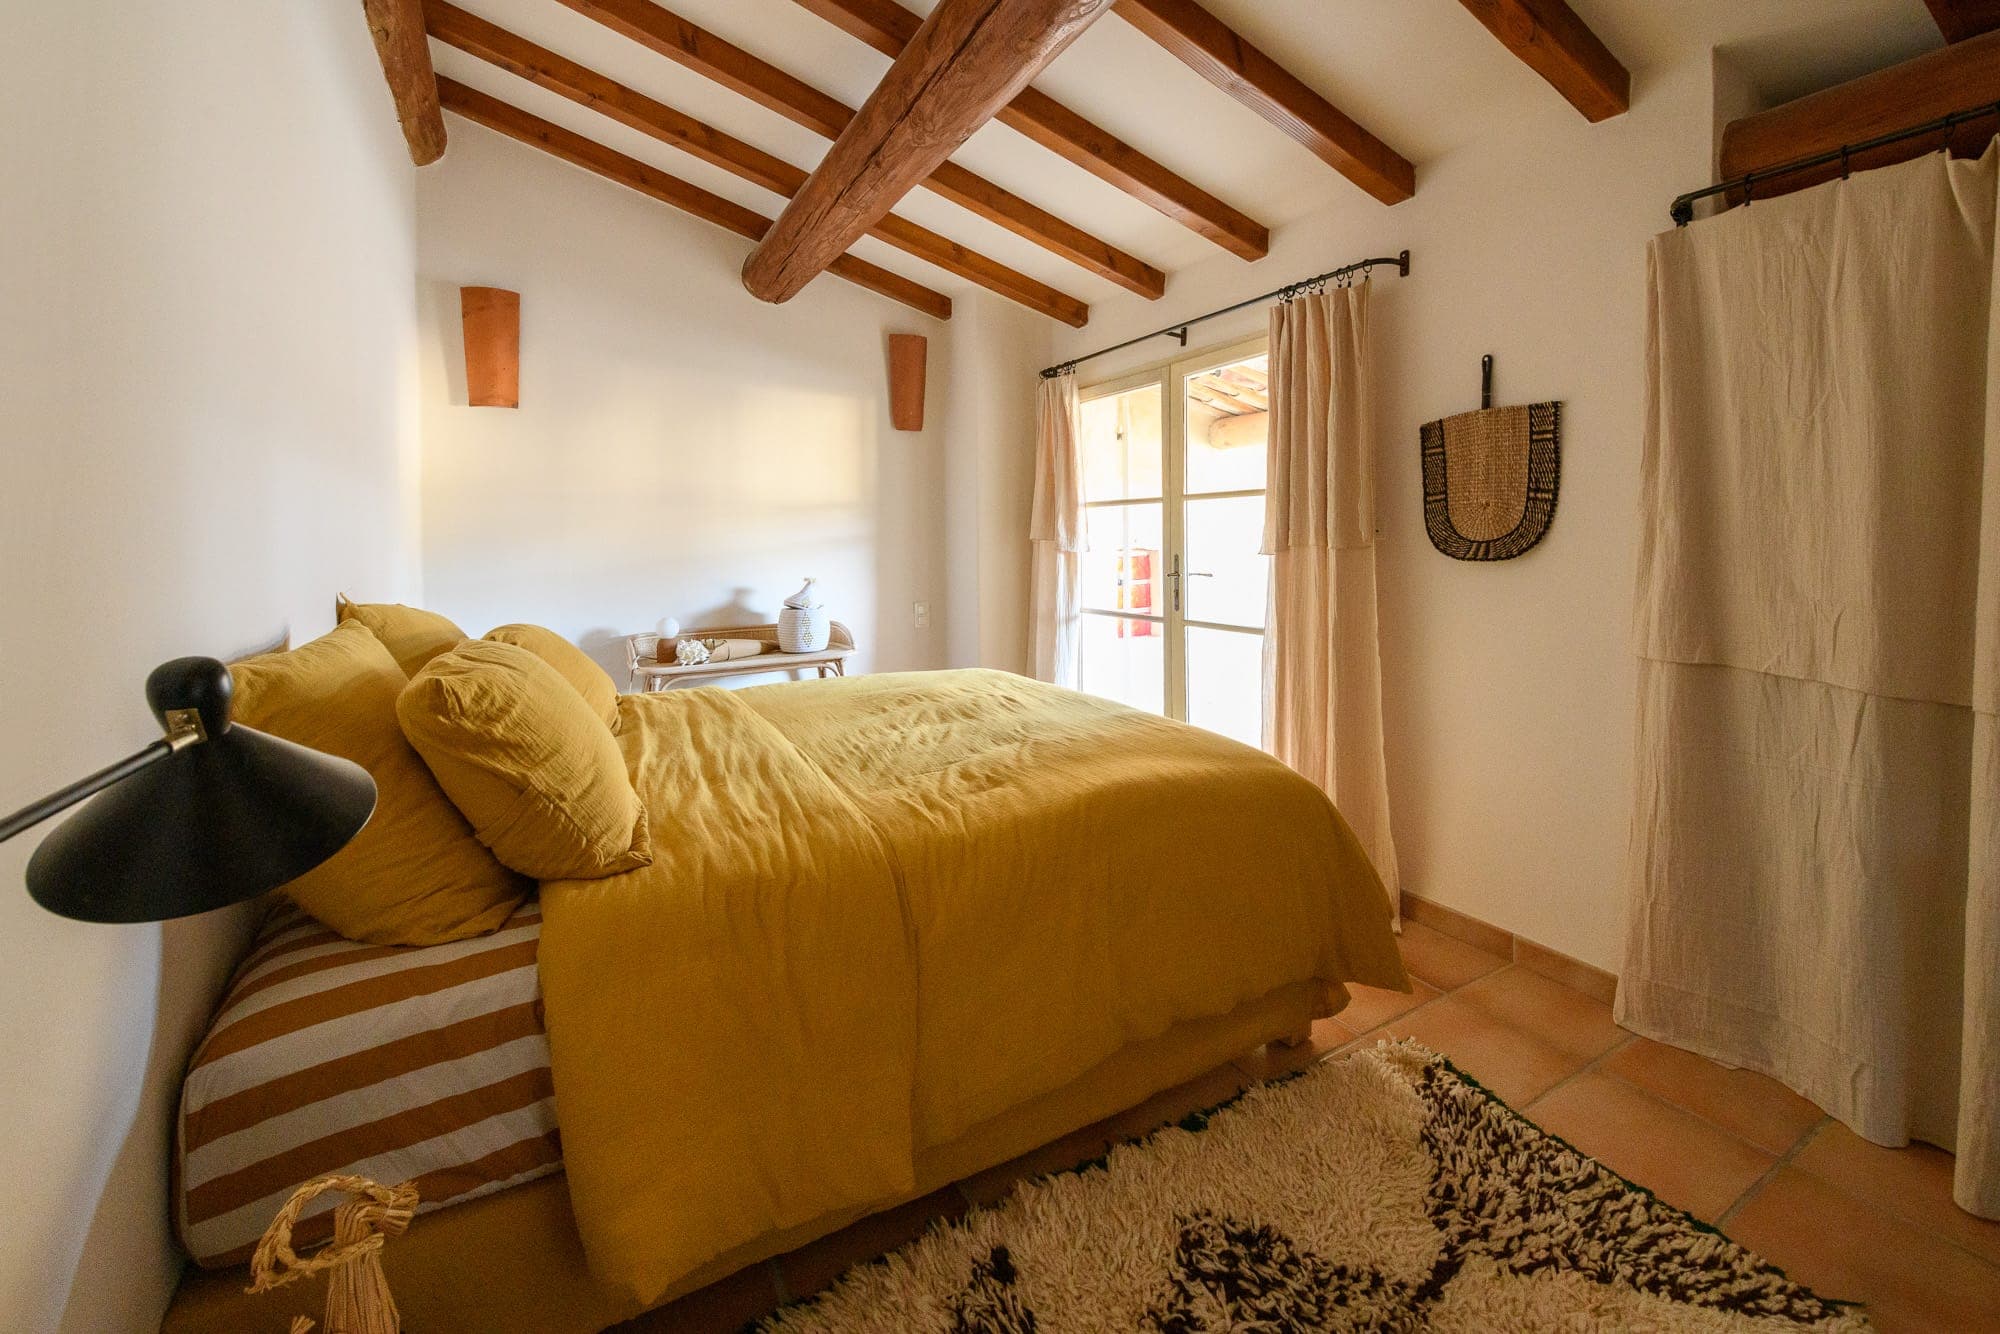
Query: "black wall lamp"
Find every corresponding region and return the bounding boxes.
[0,658,375,923]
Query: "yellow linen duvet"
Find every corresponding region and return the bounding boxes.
[537,670,1404,1307]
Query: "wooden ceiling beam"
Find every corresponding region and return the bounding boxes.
[436,78,950,320]
[425,3,1086,325]
[1455,0,1629,122]
[1926,0,2000,41]
[361,0,447,164]
[1717,30,2000,205]
[744,0,1113,308]
[792,0,1269,259]
[555,0,1162,298]
[1111,0,1413,204]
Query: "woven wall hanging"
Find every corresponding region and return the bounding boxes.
[1420,397,1561,561]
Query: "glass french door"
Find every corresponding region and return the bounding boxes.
[1075,338,1271,746]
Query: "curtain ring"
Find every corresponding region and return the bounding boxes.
[1742,172,1754,208]
[1839,145,1850,180]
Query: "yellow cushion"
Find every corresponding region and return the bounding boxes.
[483,624,620,729]
[336,595,466,677]
[229,620,529,945]
[398,639,651,880]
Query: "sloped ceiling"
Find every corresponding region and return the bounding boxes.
[427,0,1944,318]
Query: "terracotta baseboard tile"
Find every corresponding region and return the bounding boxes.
[1401,893,1516,960]
[1403,893,1620,1007]
[1514,937,1619,1007]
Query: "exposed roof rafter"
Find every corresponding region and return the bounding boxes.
[1454,0,1629,122]
[744,0,1112,311]
[425,1,1088,325]
[792,0,1269,259]
[1111,0,1415,205]
[436,77,952,319]
[552,0,1165,299]
[362,0,447,164]
[1924,0,2000,42]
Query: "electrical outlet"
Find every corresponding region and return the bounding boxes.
[913,601,930,630]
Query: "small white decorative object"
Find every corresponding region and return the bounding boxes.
[661,617,681,640]
[777,577,830,653]
[675,638,712,666]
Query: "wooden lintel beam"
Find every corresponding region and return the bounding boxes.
[557,0,1161,297]
[1717,30,2000,205]
[743,0,1112,309]
[1455,0,1629,122]
[435,78,951,320]
[361,0,447,163]
[1111,0,1412,204]
[1926,0,2000,42]
[792,0,1269,259]
[425,2,1087,325]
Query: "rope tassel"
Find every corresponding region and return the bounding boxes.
[247,1174,418,1334]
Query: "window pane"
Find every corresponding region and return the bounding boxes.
[1079,615,1165,716]
[1080,383,1163,502]
[1184,495,1268,629]
[1184,354,1267,494]
[1079,503,1163,618]
[1186,625,1263,747]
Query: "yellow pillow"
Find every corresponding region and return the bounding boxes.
[398,639,651,880]
[483,623,620,729]
[229,620,529,945]
[336,595,466,677]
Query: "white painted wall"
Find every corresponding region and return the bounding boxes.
[940,292,1054,674]
[1044,20,1880,972]
[416,122,973,681]
[0,4,421,1330]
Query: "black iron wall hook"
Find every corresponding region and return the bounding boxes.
[1481,354,1495,410]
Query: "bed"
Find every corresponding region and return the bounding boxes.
[163,668,1403,1333]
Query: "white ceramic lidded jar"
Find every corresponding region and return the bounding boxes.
[777,578,829,653]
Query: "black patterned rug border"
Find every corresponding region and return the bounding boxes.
[1399,1045,1864,1317]
[751,1039,1862,1330]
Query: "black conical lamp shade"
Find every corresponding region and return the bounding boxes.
[15,657,375,924]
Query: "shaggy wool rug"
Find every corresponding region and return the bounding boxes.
[761,1042,1870,1332]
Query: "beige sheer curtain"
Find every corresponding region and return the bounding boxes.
[1261,284,1399,914]
[1621,146,1999,1217]
[1030,371,1082,686]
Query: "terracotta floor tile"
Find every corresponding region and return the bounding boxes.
[1376,994,1585,1106]
[1793,1120,2000,1268]
[1397,920,1508,991]
[776,1187,966,1300]
[1336,977,1440,1033]
[1601,1038,1826,1156]
[1525,1071,1774,1222]
[1453,965,1629,1063]
[1234,1016,1355,1081]
[608,1261,782,1332]
[1726,1167,2000,1331]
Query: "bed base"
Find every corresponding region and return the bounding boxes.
[163,979,1334,1334]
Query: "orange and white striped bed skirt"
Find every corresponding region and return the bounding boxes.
[175,900,560,1268]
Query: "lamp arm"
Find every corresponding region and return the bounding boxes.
[0,713,206,844]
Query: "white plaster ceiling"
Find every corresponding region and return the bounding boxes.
[429,0,1945,320]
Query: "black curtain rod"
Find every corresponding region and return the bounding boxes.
[1670,102,2000,226]
[1040,249,1410,379]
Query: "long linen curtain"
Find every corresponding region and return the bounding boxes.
[1262,284,1400,914]
[1621,146,1999,1217]
[1030,371,1083,686]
